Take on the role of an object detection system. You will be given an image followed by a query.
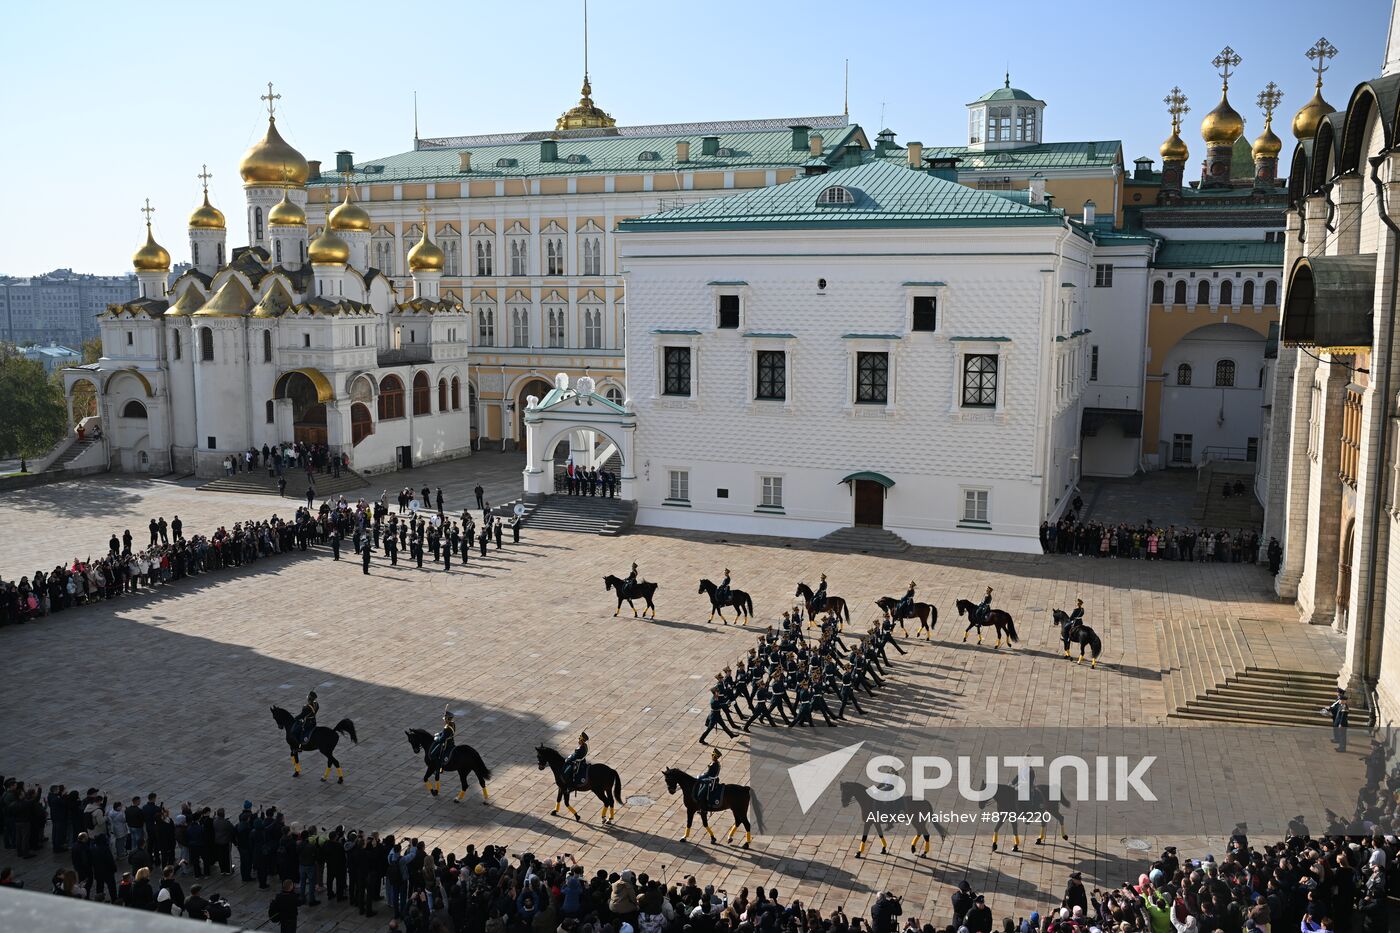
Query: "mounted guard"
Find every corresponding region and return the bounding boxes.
[564,731,589,788]
[291,691,319,749]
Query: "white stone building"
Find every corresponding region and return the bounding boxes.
[615,160,1098,552]
[62,104,471,477]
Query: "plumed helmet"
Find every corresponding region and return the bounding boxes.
[308,691,317,701]
[986,586,994,595]
[820,573,827,581]
[578,731,589,743]
[711,749,722,761]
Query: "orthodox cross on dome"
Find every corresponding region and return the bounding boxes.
[1306,37,1338,91]
[1212,46,1241,90]
[1257,82,1283,124]
[197,164,212,193]
[140,198,155,227]
[417,203,432,234]
[261,81,281,118]
[1164,86,1190,132]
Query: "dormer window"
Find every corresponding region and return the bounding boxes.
[638,151,660,161]
[716,147,736,157]
[566,154,586,164]
[495,158,517,168]
[817,185,855,206]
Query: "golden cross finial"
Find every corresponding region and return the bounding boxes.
[1164,86,1190,132]
[261,81,281,117]
[197,164,212,193]
[1256,82,1283,126]
[1306,37,1338,90]
[417,203,432,234]
[140,199,155,227]
[1212,46,1241,89]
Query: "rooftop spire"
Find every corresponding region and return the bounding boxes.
[556,0,616,131]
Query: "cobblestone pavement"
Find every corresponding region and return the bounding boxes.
[0,455,1351,930]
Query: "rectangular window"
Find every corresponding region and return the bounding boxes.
[962,489,989,523]
[1172,433,1193,463]
[303,333,311,348]
[663,346,692,396]
[961,354,998,408]
[717,294,740,329]
[1094,264,1114,287]
[207,436,217,449]
[855,351,888,404]
[668,469,689,502]
[911,296,937,332]
[1089,345,1099,381]
[1247,436,1259,462]
[761,475,783,508]
[755,349,786,400]
[126,331,133,346]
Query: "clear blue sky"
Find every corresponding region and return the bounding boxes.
[0,0,1386,275]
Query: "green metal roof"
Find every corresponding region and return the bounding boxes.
[1153,239,1284,269]
[310,117,863,185]
[652,328,701,335]
[882,140,1122,173]
[839,471,895,488]
[618,161,1065,232]
[971,84,1041,103]
[743,331,795,338]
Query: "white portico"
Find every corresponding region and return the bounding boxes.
[522,373,637,500]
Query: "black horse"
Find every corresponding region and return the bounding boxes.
[270,706,357,782]
[405,728,493,802]
[979,769,1070,853]
[875,596,938,639]
[605,574,658,618]
[536,745,624,823]
[663,767,760,848]
[698,578,754,624]
[954,599,1019,647]
[837,781,946,858]
[796,583,850,625]
[1052,609,1103,667]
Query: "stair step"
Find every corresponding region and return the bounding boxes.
[1170,709,1367,729]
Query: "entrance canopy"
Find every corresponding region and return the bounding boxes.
[522,373,636,500]
[839,471,895,488]
[1282,254,1376,352]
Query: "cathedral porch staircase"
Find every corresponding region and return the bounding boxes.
[198,468,368,498]
[514,494,635,536]
[815,527,911,554]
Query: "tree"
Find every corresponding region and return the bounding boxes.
[0,345,66,457]
[64,337,104,420]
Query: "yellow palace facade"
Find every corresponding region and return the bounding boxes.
[305,80,867,448]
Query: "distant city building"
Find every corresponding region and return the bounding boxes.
[17,343,81,373]
[0,269,136,347]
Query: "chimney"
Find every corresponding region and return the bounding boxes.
[1044,194,1056,211]
[790,125,810,151]
[676,140,691,162]
[1133,156,1154,180]
[701,136,720,156]
[335,150,355,174]
[540,139,558,163]
[875,128,897,152]
[842,143,862,168]
[926,156,960,182]
[1028,177,1046,205]
[1082,200,1096,225]
[809,134,824,157]
[1086,142,1097,160]
[906,141,923,169]
[458,151,473,172]
[307,160,322,181]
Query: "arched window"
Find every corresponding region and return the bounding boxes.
[274,239,282,263]
[1242,280,1255,305]
[265,399,275,424]
[1177,363,1192,386]
[121,399,147,419]
[468,382,478,433]
[817,185,855,205]
[1215,359,1236,387]
[451,376,461,410]
[351,402,374,445]
[1152,280,1165,304]
[1197,280,1211,305]
[412,371,431,415]
[199,326,214,361]
[547,308,566,348]
[605,385,624,406]
[262,330,273,363]
[1174,280,1187,304]
[253,206,263,242]
[584,308,602,349]
[438,377,448,412]
[1219,279,1233,306]
[512,308,529,347]
[378,374,405,420]
[192,242,200,266]
[172,330,182,360]
[1264,279,1279,305]
[477,308,495,346]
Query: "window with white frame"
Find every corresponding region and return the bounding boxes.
[1094,264,1114,287]
[969,109,984,145]
[911,295,937,332]
[987,106,1012,142]
[477,308,495,346]
[547,307,566,348]
[760,475,783,508]
[717,294,740,329]
[668,469,690,502]
[1090,345,1099,381]
[510,239,528,276]
[443,237,461,276]
[511,307,530,347]
[855,351,888,404]
[546,238,565,275]
[1015,106,1036,142]
[663,346,692,396]
[583,308,602,349]
[962,488,989,523]
[582,237,602,275]
[755,349,786,401]
[961,354,998,408]
[474,239,493,276]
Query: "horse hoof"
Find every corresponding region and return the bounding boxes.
[742,842,750,850]
[293,772,300,778]
[854,852,862,859]
[991,843,998,852]
[338,777,344,785]
[1013,845,1021,853]
[920,851,928,859]
[1034,839,1044,846]
[574,814,581,822]
[1061,834,1069,841]
[320,777,327,783]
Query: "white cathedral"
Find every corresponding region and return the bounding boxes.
[63,100,472,477]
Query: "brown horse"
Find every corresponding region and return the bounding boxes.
[663,767,761,848]
[795,582,850,625]
[875,596,937,638]
[955,599,1019,647]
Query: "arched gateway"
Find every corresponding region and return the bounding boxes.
[522,373,636,501]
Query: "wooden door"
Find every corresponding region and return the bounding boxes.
[854,480,884,527]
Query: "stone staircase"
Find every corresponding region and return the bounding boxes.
[815,527,911,554]
[199,468,367,498]
[1192,463,1263,529]
[49,437,100,469]
[518,494,635,536]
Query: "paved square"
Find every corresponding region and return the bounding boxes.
[0,456,1350,929]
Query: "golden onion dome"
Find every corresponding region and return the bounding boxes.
[132,224,171,272]
[1160,130,1190,163]
[239,117,309,187]
[268,192,306,227]
[1292,88,1335,140]
[308,226,350,265]
[328,191,371,232]
[188,191,225,230]
[407,225,446,272]
[1252,121,1283,160]
[1201,90,1245,146]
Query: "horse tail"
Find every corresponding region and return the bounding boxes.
[1004,615,1019,643]
[613,770,624,805]
[334,719,358,744]
[841,600,850,622]
[473,750,493,783]
[1088,630,1102,658]
[749,786,765,834]
[743,594,754,617]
